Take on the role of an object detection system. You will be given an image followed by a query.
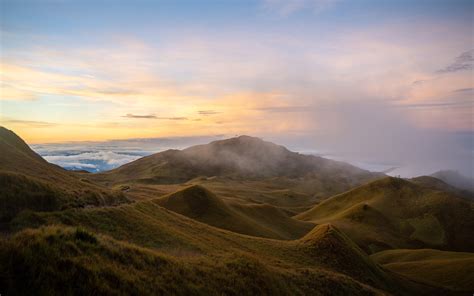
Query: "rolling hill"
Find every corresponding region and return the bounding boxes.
[371,248,474,292]
[153,185,314,239]
[296,177,474,253]
[1,127,472,294]
[3,201,441,295]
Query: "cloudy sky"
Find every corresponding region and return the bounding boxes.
[1,0,473,176]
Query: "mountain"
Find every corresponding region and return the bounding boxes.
[1,127,471,294]
[371,249,474,292]
[0,127,128,222]
[296,177,474,253]
[153,185,314,239]
[91,135,382,213]
[100,135,378,182]
[431,170,474,192]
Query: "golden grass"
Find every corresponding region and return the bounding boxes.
[296,177,474,253]
[371,249,474,292]
[153,185,314,239]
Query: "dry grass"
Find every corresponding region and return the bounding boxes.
[153,185,314,239]
[371,249,474,292]
[296,177,474,253]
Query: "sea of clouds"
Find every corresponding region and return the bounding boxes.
[31,136,226,172]
[32,134,401,176]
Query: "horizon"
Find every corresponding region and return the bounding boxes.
[1,0,473,177]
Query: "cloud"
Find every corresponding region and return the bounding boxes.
[122,114,188,120]
[254,106,309,113]
[122,113,157,119]
[412,80,426,85]
[396,100,473,109]
[1,119,58,127]
[436,50,474,73]
[155,116,188,120]
[43,151,142,171]
[32,135,226,172]
[453,88,473,93]
[303,100,474,177]
[198,110,221,115]
[262,0,338,16]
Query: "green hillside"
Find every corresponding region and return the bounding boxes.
[3,203,435,295]
[0,127,128,222]
[371,249,474,292]
[154,185,314,239]
[1,128,471,294]
[296,177,474,253]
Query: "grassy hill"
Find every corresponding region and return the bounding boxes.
[153,185,314,239]
[88,136,382,213]
[296,177,474,253]
[371,249,474,292]
[3,200,441,295]
[0,127,128,222]
[411,176,474,199]
[1,128,471,294]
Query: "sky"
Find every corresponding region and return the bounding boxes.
[1,0,473,177]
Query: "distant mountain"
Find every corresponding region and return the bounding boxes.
[431,170,474,192]
[296,177,474,253]
[0,127,127,222]
[101,135,378,181]
[93,136,383,209]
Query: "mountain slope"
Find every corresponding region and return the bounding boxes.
[91,135,382,211]
[371,249,474,292]
[296,177,474,253]
[102,135,378,181]
[5,200,441,295]
[153,185,314,239]
[0,127,128,222]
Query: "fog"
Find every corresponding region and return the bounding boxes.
[266,100,473,178]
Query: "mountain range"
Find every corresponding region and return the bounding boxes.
[1,126,473,295]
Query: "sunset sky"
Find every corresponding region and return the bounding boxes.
[1,0,473,176]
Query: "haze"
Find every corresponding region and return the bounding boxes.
[1,0,473,177]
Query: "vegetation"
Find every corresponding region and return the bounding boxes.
[296,177,474,253]
[371,249,474,292]
[0,127,472,294]
[154,185,314,239]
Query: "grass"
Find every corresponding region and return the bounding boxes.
[371,249,474,292]
[0,172,61,222]
[0,223,415,295]
[87,135,382,213]
[296,177,474,253]
[7,197,441,295]
[153,185,314,240]
[0,127,129,222]
[1,127,471,295]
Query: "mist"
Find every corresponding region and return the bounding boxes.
[266,100,473,178]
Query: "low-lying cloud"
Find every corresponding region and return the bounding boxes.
[32,135,226,172]
[122,114,188,120]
